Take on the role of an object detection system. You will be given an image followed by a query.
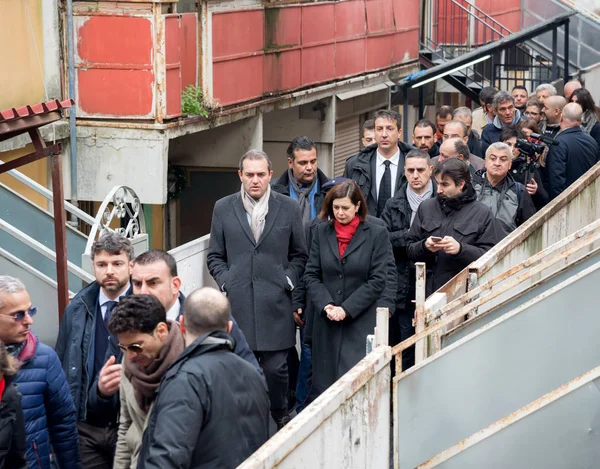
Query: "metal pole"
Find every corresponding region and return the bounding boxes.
[418,85,424,120]
[563,19,570,81]
[551,27,558,81]
[375,307,389,347]
[66,0,78,222]
[415,262,426,363]
[403,87,409,143]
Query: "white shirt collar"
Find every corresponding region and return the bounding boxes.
[166,300,181,322]
[98,283,130,306]
[376,149,400,167]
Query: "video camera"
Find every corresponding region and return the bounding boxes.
[514,133,558,182]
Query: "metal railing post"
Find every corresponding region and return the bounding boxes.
[551,27,558,81]
[415,262,427,363]
[563,19,570,81]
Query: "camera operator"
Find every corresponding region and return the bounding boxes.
[473,142,536,238]
[500,126,549,210]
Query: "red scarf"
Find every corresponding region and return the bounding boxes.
[0,376,5,402]
[334,216,360,257]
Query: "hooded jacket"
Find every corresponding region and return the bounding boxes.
[0,375,27,469]
[406,184,500,295]
[481,110,526,156]
[137,331,270,469]
[343,141,415,216]
[472,171,536,238]
[15,332,81,469]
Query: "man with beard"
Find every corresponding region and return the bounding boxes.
[412,120,438,158]
[56,232,134,469]
[406,158,499,295]
[512,85,529,113]
[540,95,567,139]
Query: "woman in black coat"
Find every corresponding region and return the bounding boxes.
[304,180,390,395]
[0,342,27,469]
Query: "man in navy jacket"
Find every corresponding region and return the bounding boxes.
[0,276,80,469]
[546,102,599,200]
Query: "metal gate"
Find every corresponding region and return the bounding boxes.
[333,116,360,177]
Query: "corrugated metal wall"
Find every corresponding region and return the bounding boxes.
[333,116,360,177]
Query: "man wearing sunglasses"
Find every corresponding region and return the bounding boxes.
[0,276,81,469]
[55,232,134,469]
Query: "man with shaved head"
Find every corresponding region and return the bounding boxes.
[541,95,567,139]
[563,80,582,102]
[437,138,480,176]
[137,287,270,469]
[545,102,599,200]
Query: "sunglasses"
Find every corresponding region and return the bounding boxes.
[0,307,37,322]
[118,342,144,354]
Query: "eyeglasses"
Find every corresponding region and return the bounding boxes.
[118,342,144,354]
[0,307,37,322]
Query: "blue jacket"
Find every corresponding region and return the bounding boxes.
[55,281,121,423]
[481,111,526,156]
[16,332,81,469]
[546,126,599,200]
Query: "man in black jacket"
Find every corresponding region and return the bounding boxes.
[407,159,499,295]
[412,120,439,158]
[55,232,134,469]
[137,287,270,469]
[381,150,436,369]
[344,109,414,217]
[473,142,536,238]
[546,103,599,200]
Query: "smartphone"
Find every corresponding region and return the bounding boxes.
[431,236,443,243]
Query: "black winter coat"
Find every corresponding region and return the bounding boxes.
[271,168,329,215]
[0,377,27,469]
[207,191,308,351]
[137,331,270,469]
[546,126,599,200]
[343,141,415,216]
[381,181,437,314]
[406,185,500,295]
[304,219,391,388]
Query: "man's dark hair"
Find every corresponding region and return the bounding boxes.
[133,249,178,277]
[479,86,498,105]
[239,149,272,172]
[374,109,402,130]
[453,139,470,160]
[571,88,600,119]
[363,119,375,133]
[91,232,134,261]
[436,105,454,119]
[500,125,523,142]
[512,85,528,93]
[183,288,231,336]
[413,119,436,135]
[108,294,166,335]
[406,149,430,162]
[320,180,368,221]
[434,158,471,187]
[286,136,316,161]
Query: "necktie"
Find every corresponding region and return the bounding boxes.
[377,160,392,217]
[104,300,118,328]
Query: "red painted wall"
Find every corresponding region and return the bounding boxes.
[212,0,420,106]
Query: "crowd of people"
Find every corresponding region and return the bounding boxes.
[0,80,599,469]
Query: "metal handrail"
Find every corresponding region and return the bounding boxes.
[452,0,512,35]
[0,159,95,225]
[0,217,95,283]
[451,0,510,39]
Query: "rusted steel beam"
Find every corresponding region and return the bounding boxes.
[154,4,167,123]
[392,225,600,356]
[417,365,600,468]
[414,262,426,363]
[0,144,62,174]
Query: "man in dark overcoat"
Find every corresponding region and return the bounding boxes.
[207,149,308,429]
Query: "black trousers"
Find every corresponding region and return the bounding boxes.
[78,422,117,469]
[254,350,289,419]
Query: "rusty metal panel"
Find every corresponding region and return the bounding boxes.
[302,3,335,45]
[335,0,366,39]
[165,15,182,118]
[265,6,301,48]
[392,29,419,64]
[336,38,366,78]
[75,15,155,118]
[212,10,264,59]
[366,0,395,33]
[393,0,420,31]
[213,56,264,106]
[180,13,198,90]
[302,44,335,86]
[436,0,468,45]
[264,50,302,94]
[366,34,394,70]
[396,261,600,468]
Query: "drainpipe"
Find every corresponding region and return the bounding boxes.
[66,0,78,222]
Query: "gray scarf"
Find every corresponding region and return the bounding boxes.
[582,110,598,135]
[241,184,270,242]
[288,169,317,226]
[407,183,433,226]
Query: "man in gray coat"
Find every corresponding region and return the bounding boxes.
[207,149,308,429]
